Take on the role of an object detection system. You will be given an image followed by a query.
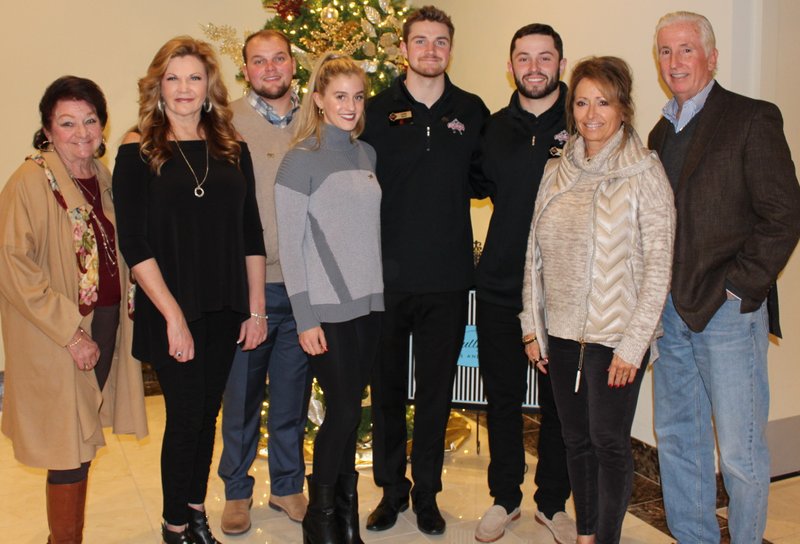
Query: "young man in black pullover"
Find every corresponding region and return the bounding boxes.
[360,5,489,537]
[471,24,576,544]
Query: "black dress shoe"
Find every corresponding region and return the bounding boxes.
[413,499,445,535]
[365,497,409,531]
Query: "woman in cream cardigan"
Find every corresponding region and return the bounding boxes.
[520,57,675,544]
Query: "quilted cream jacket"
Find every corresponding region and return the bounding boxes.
[519,127,675,367]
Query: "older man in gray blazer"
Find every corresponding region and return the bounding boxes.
[649,11,800,544]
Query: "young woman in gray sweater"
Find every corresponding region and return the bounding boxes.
[275,53,383,544]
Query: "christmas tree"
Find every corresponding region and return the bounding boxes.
[205,0,411,97]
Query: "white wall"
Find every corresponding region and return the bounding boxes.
[760,0,800,426]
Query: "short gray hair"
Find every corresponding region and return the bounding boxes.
[655,11,716,57]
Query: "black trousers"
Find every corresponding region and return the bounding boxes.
[475,299,571,515]
[371,291,468,501]
[154,310,240,525]
[547,336,648,543]
[310,312,381,485]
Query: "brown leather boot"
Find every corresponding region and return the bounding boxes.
[46,478,87,544]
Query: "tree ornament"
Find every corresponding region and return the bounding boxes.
[320,5,339,22]
[274,0,304,19]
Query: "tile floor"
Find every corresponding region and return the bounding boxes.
[1,395,798,543]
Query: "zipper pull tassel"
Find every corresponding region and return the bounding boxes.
[574,341,585,393]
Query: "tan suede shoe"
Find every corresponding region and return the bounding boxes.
[268,492,308,523]
[220,497,252,535]
[475,505,520,542]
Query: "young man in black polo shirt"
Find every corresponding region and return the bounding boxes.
[360,4,489,537]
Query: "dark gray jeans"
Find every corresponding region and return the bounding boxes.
[547,335,648,543]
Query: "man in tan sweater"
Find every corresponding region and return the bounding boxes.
[217,29,312,535]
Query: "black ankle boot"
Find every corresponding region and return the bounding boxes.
[302,474,341,544]
[335,472,364,544]
[187,507,222,544]
[161,523,192,544]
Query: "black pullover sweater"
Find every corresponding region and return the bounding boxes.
[472,83,568,312]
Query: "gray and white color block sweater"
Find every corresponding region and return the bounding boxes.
[275,125,384,333]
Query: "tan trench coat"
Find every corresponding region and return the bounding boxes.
[0,151,148,470]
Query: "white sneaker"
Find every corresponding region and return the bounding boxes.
[475,505,521,542]
[535,510,577,544]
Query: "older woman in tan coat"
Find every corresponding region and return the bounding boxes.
[0,76,147,544]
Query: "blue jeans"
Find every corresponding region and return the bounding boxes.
[655,294,770,544]
[218,283,311,499]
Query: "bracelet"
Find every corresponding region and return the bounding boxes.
[66,328,85,348]
[250,312,268,325]
[522,335,537,346]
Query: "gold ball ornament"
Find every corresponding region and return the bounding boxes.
[321,5,340,22]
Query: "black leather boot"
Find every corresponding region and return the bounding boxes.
[335,472,364,544]
[161,524,192,544]
[302,474,341,544]
[187,507,222,544]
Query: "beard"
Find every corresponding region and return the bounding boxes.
[515,70,560,100]
[252,80,292,101]
[407,57,447,79]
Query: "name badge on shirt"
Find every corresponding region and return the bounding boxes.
[388,110,414,126]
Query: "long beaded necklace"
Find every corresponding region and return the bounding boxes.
[60,163,119,280]
[70,173,119,278]
[172,136,209,198]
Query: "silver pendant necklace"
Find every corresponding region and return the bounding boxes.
[173,137,209,197]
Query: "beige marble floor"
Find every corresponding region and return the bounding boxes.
[1,396,798,543]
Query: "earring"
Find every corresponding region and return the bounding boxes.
[157,99,164,114]
[96,137,107,158]
[37,139,52,151]
[318,107,324,117]
[203,98,213,113]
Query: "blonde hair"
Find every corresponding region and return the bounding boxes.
[137,36,240,174]
[291,52,369,149]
